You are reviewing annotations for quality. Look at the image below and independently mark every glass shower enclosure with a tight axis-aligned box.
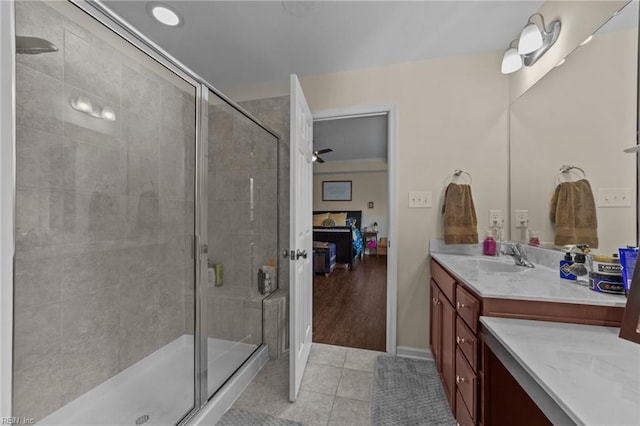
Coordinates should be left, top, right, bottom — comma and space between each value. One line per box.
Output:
10, 0, 279, 424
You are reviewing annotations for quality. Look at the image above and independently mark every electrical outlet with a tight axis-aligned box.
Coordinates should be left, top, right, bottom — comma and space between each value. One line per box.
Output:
408, 191, 432, 208
515, 210, 528, 228
489, 210, 503, 227
598, 188, 633, 207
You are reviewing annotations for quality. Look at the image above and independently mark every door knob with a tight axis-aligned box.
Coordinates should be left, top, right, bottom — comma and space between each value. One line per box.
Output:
296, 249, 308, 259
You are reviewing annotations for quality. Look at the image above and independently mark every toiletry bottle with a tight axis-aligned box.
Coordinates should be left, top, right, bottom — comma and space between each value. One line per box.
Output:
483, 232, 496, 256
560, 252, 577, 280
572, 253, 589, 285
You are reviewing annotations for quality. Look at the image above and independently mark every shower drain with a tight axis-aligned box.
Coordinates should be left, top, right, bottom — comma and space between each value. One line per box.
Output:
135, 414, 150, 425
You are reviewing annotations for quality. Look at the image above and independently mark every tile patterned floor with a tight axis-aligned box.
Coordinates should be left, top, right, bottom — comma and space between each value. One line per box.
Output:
232, 343, 383, 426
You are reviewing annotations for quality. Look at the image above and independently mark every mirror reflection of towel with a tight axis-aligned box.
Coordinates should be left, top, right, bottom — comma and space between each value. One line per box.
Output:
442, 183, 478, 244
550, 179, 598, 248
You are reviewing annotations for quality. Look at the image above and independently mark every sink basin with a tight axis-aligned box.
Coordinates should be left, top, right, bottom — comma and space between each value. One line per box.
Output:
475, 258, 528, 273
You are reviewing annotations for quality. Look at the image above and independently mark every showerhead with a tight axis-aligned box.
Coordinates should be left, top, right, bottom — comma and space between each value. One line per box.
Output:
16, 36, 58, 55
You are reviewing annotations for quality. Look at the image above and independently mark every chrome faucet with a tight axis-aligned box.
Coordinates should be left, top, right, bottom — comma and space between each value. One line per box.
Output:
501, 241, 535, 268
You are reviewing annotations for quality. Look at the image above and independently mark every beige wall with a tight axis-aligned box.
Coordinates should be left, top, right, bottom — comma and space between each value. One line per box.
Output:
227, 52, 511, 349
313, 165, 389, 239
510, 28, 637, 255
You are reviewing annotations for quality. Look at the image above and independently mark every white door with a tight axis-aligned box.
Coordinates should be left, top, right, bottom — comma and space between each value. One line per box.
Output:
289, 74, 313, 402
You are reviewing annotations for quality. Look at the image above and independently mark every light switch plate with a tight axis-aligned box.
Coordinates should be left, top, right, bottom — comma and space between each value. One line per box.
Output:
408, 191, 432, 208
598, 188, 633, 207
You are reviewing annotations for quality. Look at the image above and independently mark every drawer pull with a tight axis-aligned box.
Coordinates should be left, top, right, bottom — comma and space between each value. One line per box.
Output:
456, 375, 467, 384
456, 336, 466, 344
456, 302, 466, 309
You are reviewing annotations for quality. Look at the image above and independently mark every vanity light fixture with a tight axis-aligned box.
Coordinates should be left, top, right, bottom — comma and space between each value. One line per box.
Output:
70, 96, 117, 121
147, 2, 183, 27
501, 13, 561, 74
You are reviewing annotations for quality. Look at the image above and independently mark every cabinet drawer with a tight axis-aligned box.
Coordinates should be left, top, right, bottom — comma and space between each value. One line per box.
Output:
456, 348, 478, 422
431, 259, 456, 304
456, 390, 475, 426
456, 286, 480, 333
456, 316, 478, 372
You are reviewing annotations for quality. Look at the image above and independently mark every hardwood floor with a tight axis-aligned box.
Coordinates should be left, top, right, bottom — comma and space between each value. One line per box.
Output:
312, 255, 387, 352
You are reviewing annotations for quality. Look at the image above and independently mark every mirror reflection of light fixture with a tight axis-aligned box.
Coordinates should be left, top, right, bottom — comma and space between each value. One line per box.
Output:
101, 106, 116, 121
580, 35, 593, 46
501, 13, 561, 73
501, 40, 523, 74
70, 96, 117, 121
312, 154, 318, 162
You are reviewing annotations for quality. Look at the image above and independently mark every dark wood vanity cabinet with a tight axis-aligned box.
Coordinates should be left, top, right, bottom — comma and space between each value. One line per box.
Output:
429, 257, 625, 426
429, 277, 456, 409
430, 260, 478, 420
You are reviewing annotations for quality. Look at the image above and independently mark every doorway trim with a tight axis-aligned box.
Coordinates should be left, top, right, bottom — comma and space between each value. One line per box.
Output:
312, 104, 398, 355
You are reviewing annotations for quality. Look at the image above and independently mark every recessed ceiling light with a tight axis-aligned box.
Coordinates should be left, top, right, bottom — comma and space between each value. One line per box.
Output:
555, 58, 566, 67
147, 2, 182, 27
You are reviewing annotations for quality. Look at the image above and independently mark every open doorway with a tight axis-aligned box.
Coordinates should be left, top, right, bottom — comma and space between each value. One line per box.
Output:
310, 108, 395, 352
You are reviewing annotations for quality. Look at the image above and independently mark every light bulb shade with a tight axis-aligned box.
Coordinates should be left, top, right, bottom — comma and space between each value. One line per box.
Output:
518, 23, 543, 54
501, 48, 522, 74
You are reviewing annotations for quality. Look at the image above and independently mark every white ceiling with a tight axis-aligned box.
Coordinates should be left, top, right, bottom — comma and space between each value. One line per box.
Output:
103, 0, 544, 90
102, 0, 546, 162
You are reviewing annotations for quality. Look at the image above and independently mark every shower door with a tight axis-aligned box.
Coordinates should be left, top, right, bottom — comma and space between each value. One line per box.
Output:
13, 1, 198, 424
205, 89, 278, 399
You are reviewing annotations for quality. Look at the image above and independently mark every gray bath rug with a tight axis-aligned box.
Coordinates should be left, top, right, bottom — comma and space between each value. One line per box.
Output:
372, 355, 456, 425
217, 408, 302, 426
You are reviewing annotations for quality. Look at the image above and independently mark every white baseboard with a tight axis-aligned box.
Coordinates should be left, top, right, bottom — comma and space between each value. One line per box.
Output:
188, 345, 269, 425
396, 346, 433, 361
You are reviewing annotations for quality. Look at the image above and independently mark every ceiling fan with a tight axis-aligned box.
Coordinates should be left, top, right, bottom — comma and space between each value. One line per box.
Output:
312, 148, 333, 163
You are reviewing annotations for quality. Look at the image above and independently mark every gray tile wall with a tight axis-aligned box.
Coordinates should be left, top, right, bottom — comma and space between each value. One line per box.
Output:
206, 96, 280, 345
14, 0, 196, 420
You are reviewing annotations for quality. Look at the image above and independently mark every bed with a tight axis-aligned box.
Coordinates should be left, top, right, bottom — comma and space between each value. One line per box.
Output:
312, 210, 364, 270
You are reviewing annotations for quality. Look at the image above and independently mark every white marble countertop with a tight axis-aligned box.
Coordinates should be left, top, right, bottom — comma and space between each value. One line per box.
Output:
430, 252, 627, 307
481, 317, 640, 426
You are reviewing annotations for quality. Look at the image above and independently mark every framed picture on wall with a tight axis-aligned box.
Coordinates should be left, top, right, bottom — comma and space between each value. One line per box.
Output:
322, 180, 352, 201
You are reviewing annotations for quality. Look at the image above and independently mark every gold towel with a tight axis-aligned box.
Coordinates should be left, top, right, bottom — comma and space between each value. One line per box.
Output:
550, 179, 598, 248
442, 183, 478, 244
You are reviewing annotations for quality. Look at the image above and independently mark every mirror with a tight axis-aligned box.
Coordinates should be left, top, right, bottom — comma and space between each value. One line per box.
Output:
510, 1, 639, 255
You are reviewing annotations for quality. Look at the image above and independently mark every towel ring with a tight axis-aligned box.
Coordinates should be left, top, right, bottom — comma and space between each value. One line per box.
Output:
452, 169, 472, 184
556, 165, 586, 184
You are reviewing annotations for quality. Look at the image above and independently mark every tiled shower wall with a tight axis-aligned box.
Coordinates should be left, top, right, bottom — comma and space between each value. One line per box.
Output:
13, 0, 195, 420
206, 97, 278, 345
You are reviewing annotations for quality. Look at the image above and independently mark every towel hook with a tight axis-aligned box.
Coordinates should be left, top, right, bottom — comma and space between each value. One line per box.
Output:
556, 165, 586, 184
452, 169, 472, 184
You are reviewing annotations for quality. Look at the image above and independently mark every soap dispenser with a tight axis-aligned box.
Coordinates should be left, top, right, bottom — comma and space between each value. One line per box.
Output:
560, 252, 577, 280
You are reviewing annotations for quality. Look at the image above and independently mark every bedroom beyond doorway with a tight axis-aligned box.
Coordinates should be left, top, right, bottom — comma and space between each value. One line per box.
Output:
310, 112, 390, 352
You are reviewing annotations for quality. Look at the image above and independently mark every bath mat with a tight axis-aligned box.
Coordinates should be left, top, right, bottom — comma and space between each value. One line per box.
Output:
217, 408, 302, 426
372, 355, 456, 425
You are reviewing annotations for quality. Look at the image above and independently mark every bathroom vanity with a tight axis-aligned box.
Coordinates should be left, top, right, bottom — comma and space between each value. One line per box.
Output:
429, 247, 637, 426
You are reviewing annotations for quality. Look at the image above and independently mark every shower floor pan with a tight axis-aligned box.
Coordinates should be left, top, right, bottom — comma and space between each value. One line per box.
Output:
39, 335, 257, 426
